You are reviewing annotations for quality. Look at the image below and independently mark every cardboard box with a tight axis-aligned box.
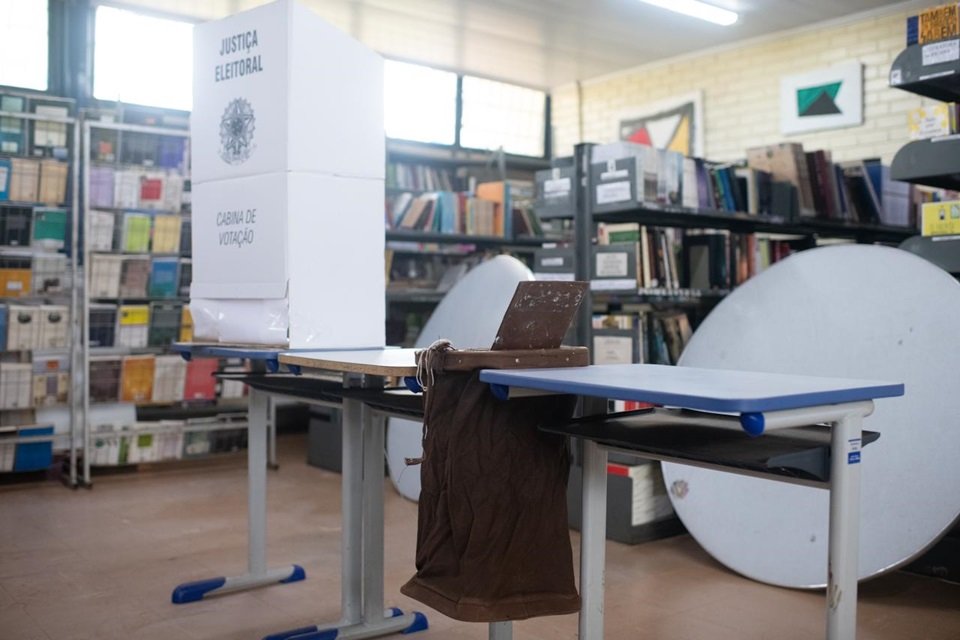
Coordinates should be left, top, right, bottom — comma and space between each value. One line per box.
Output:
191, 0, 384, 184
190, 171, 385, 347
190, 0, 385, 349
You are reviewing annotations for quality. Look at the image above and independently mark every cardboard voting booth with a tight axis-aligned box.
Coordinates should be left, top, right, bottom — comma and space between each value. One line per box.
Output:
190, 0, 385, 348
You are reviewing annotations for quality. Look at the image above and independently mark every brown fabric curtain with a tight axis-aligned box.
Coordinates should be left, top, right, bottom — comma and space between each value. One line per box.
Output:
400, 369, 581, 622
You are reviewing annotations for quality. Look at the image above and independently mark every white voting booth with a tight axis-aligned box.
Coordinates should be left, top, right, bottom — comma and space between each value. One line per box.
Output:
190, 0, 385, 348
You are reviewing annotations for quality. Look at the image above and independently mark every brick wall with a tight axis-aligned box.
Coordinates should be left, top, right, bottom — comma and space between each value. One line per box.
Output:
551, 5, 937, 164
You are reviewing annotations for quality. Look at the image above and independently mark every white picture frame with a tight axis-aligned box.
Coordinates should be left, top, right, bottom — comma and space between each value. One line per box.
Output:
780, 61, 863, 135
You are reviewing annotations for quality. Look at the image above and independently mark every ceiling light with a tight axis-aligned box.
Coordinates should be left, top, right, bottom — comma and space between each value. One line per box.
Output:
637, 0, 739, 26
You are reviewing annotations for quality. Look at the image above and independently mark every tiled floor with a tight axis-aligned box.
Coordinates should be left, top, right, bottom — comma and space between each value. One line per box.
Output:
1, 433, 958, 640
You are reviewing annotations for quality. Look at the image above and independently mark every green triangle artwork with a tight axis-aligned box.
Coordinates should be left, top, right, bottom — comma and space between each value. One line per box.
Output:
797, 81, 843, 117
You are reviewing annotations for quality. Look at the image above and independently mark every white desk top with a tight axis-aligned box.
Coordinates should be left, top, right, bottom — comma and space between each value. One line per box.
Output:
279, 349, 419, 377
480, 364, 903, 414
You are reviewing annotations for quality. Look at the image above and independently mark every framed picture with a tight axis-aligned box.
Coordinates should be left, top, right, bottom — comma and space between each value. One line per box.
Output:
618, 91, 704, 157
780, 61, 863, 135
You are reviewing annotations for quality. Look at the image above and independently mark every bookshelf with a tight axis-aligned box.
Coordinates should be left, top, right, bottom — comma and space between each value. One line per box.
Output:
79, 119, 246, 486
889, 39, 960, 190
384, 140, 561, 346
545, 142, 918, 544
0, 92, 82, 484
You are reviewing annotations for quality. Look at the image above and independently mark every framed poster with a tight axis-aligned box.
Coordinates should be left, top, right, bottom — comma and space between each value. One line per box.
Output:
618, 91, 704, 157
780, 61, 863, 135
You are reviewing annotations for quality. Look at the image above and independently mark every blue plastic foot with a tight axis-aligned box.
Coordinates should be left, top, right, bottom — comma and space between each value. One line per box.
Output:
388, 607, 403, 618
280, 564, 306, 584
171, 576, 226, 604
401, 612, 429, 634
262, 625, 320, 640
403, 377, 422, 393
739, 412, 765, 437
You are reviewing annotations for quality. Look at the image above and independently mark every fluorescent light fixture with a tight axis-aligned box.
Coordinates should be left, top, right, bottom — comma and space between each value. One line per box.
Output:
638, 0, 739, 26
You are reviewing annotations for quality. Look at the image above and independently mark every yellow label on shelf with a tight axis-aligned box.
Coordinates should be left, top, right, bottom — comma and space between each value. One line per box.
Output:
119, 305, 151, 325
922, 200, 960, 236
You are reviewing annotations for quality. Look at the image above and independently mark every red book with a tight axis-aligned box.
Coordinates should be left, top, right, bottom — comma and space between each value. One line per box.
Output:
183, 358, 218, 400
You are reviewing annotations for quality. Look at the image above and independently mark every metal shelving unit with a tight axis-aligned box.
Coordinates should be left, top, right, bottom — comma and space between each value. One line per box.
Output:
80, 119, 195, 486
889, 38, 960, 190
0, 98, 82, 485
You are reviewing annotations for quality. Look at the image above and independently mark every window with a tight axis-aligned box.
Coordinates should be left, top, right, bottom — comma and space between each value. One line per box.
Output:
460, 76, 546, 157
93, 5, 193, 111
384, 60, 458, 146
0, 0, 48, 91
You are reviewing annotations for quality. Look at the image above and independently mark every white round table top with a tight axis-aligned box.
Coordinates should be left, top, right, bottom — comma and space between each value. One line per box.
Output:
664, 244, 960, 587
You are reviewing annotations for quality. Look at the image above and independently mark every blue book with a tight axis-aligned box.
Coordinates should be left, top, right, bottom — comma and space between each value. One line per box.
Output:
0, 157, 11, 201
148, 257, 180, 298
0, 304, 7, 350
440, 191, 457, 233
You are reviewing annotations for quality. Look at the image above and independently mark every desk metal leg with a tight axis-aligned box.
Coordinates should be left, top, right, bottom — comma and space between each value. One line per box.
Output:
268, 393, 279, 470
264, 396, 426, 640
826, 412, 862, 639
579, 438, 608, 640
489, 621, 512, 639
172, 388, 305, 603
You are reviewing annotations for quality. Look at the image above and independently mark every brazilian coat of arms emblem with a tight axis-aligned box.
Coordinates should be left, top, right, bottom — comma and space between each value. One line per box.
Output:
219, 98, 256, 165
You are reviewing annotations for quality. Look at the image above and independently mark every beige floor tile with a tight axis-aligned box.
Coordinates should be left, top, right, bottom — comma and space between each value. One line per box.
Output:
0, 432, 957, 640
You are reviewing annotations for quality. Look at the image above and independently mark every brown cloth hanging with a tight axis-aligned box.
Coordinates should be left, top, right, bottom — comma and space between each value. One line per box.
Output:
400, 367, 581, 623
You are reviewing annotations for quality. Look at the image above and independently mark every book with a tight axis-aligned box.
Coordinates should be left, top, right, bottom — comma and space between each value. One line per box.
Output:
918, 2, 960, 44
9, 158, 40, 203
179, 306, 193, 342
152, 355, 187, 403
32, 103, 69, 149
31, 253, 68, 294
177, 258, 192, 297
0, 157, 11, 201
117, 304, 150, 349
89, 303, 117, 348
0, 95, 25, 154
0, 255, 32, 298
89, 167, 115, 208
89, 254, 123, 298
31, 208, 67, 249
38, 305, 69, 349
147, 301, 182, 347
151, 215, 182, 253
0, 363, 32, 409
89, 356, 122, 403
89, 210, 116, 252
119, 256, 150, 298
5, 305, 40, 350
38, 160, 68, 205
32, 354, 70, 407
0, 204, 32, 245
139, 172, 166, 210
148, 257, 179, 298
120, 355, 155, 403
0, 303, 6, 350
747, 143, 816, 216
122, 213, 152, 252
184, 358, 218, 401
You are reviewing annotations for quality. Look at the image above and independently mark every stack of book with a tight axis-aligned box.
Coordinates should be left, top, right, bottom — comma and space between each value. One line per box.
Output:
0, 304, 69, 350
906, 2, 959, 46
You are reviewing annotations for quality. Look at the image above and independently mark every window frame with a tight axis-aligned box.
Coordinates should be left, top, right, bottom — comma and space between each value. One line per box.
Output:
385, 56, 551, 160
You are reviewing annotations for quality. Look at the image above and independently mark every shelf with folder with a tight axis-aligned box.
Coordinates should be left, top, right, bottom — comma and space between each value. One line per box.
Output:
888, 38, 960, 102
889, 135, 960, 190
385, 289, 447, 304
593, 204, 916, 243
592, 288, 732, 301
386, 229, 547, 249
